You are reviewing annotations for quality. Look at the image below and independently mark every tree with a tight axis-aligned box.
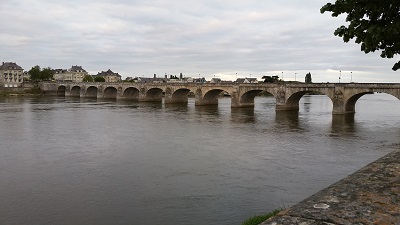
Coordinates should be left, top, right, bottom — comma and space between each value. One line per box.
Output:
28, 65, 41, 81
262, 75, 279, 83
41, 67, 54, 81
28, 65, 54, 81
321, 1, 400, 71
305, 72, 312, 83
83, 75, 94, 82
94, 76, 105, 82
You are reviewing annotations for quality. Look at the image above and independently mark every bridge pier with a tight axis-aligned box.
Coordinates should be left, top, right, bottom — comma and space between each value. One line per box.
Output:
274, 88, 300, 111
194, 87, 220, 106
195, 96, 218, 106
231, 90, 256, 108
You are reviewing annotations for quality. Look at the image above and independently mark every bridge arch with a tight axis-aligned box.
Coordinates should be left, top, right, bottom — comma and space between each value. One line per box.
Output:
70, 86, 81, 97
123, 87, 139, 99
344, 90, 399, 114
238, 90, 273, 107
287, 91, 333, 111
165, 88, 191, 103
86, 86, 98, 98
57, 85, 66, 96
196, 88, 231, 106
145, 88, 163, 102
103, 87, 118, 99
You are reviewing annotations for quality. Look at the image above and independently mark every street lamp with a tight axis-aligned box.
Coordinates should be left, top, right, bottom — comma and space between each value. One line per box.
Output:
282, 71, 283, 80
339, 70, 341, 83
351, 72, 353, 83
295, 73, 297, 81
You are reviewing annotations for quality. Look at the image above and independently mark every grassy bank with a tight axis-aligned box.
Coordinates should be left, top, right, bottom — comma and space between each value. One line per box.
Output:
241, 209, 281, 225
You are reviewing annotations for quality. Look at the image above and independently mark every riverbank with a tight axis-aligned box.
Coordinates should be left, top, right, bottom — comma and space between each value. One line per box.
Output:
0, 85, 43, 96
261, 149, 400, 224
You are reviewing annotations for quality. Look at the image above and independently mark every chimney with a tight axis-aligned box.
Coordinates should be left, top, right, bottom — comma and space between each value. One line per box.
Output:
154, 74, 156, 78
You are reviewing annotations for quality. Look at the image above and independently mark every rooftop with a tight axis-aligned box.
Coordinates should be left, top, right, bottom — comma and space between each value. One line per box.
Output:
0, 62, 23, 70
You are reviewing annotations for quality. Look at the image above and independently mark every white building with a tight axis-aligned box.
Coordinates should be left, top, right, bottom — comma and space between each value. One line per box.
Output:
236, 78, 258, 83
0, 62, 24, 87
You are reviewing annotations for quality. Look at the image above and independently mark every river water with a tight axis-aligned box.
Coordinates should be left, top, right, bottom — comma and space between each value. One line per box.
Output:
0, 94, 399, 225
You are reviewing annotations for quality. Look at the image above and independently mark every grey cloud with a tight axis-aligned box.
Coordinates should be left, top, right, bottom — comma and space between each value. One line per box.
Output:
0, 0, 398, 82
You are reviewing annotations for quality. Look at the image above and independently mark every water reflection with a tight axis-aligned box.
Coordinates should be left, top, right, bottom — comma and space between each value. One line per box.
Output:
230, 108, 255, 124
275, 111, 300, 131
0, 95, 399, 225
195, 105, 220, 116
164, 103, 190, 113
331, 114, 356, 134
136, 101, 163, 110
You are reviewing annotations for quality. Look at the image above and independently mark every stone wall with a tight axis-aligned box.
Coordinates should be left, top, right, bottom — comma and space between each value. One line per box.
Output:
261, 150, 400, 224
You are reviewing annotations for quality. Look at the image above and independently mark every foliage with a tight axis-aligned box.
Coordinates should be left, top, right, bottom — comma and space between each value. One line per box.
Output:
262, 75, 279, 83
28, 65, 41, 81
169, 75, 179, 79
241, 209, 281, 225
94, 76, 105, 82
321, 1, 400, 71
41, 68, 53, 80
305, 72, 312, 83
28, 65, 54, 81
83, 75, 94, 82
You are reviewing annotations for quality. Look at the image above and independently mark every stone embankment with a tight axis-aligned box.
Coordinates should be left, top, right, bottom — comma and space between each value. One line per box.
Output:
261, 150, 400, 225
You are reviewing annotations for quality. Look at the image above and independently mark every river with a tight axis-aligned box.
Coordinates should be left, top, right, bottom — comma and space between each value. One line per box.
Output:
0, 94, 399, 225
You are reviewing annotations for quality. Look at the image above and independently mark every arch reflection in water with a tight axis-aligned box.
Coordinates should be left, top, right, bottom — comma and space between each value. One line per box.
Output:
164, 102, 190, 113
231, 107, 255, 124
195, 104, 220, 116
274, 111, 301, 131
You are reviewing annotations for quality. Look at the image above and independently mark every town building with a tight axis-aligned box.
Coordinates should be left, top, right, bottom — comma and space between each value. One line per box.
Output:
53, 66, 88, 82
236, 77, 258, 83
52, 69, 68, 82
192, 77, 206, 83
95, 69, 122, 82
210, 78, 222, 83
0, 62, 24, 87
23, 71, 30, 81
136, 77, 166, 83
67, 65, 88, 82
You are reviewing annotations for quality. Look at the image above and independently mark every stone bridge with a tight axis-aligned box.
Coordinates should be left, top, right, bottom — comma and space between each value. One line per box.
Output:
39, 82, 400, 114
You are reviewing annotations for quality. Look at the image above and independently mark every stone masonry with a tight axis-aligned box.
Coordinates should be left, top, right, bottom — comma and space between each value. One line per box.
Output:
261, 150, 400, 225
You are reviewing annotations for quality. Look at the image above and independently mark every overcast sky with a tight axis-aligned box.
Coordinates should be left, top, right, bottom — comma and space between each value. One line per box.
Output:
1, 0, 398, 82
